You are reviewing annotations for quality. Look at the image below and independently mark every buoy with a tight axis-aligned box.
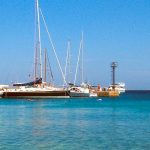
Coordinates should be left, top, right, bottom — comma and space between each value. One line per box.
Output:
97, 98, 102, 101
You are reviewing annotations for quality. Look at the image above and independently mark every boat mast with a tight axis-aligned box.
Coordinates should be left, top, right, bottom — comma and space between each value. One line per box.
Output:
44, 49, 47, 82
81, 31, 83, 83
68, 41, 71, 83
34, 0, 37, 80
34, 46, 38, 80
36, 0, 42, 79
64, 40, 71, 84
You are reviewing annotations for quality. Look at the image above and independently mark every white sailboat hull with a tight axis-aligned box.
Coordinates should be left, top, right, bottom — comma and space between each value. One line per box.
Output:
69, 92, 89, 97
69, 86, 90, 98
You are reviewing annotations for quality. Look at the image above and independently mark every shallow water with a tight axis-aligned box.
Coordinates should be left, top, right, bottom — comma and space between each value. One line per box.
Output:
0, 91, 150, 150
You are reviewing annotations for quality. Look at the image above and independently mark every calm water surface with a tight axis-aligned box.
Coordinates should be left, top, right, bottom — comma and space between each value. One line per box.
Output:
0, 91, 150, 150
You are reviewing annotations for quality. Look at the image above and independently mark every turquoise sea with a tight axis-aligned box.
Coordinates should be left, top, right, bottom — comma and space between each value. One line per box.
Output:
0, 91, 150, 150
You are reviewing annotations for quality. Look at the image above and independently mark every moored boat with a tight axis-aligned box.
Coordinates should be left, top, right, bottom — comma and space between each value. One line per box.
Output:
97, 90, 119, 97
108, 82, 125, 93
2, 87, 70, 99
89, 92, 97, 97
1, 0, 71, 99
69, 85, 89, 97
2, 81, 70, 99
68, 33, 90, 98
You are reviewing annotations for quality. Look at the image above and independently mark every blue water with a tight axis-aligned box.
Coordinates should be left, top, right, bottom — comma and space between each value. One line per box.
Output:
0, 91, 150, 150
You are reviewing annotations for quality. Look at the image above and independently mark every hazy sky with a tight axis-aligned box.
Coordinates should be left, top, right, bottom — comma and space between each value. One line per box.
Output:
0, 0, 150, 89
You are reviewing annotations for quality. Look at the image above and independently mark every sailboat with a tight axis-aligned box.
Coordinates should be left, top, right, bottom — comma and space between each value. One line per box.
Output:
68, 32, 90, 97
2, 0, 70, 99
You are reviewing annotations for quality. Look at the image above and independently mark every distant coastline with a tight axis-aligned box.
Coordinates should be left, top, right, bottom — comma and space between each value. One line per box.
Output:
125, 90, 150, 95
126, 90, 150, 92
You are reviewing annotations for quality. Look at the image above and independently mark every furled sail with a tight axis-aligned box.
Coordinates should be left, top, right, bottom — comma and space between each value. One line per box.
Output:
13, 78, 42, 86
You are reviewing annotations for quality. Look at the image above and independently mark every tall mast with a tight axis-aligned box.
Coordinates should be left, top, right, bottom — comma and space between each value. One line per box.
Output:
81, 31, 83, 83
68, 41, 71, 83
34, 46, 38, 80
36, 0, 42, 79
64, 40, 71, 85
34, 0, 37, 80
44, 49, 47, 82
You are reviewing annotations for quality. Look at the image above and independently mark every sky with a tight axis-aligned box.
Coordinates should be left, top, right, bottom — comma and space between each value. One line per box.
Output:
0, 0, 150, 89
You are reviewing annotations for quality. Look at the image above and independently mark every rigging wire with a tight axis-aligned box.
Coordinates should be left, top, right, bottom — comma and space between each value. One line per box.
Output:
74, 38, 82, 85
39, 8, 67, 85
46, 50, 54, 84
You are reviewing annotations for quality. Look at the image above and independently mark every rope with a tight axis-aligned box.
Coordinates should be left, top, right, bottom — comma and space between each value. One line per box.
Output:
39, 8, 67, 86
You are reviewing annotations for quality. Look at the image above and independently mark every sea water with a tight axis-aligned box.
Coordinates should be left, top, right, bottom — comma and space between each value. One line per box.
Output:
0, 91, 150, 150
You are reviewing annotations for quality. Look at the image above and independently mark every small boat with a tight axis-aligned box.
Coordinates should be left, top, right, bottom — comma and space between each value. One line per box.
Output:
89, 92, 97, 97
69, 83, 90, 98
97, 90, 120, 97
108, 82, 125, 93
67, 33, 90, 98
